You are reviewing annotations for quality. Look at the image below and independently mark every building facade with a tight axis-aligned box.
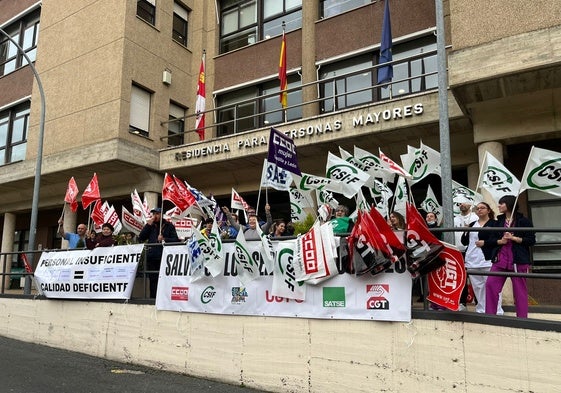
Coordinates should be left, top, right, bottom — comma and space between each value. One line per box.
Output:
1, 0, 561, 300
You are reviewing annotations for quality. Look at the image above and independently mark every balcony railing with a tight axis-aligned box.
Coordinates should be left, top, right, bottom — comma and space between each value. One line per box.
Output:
160, 48, 439, 143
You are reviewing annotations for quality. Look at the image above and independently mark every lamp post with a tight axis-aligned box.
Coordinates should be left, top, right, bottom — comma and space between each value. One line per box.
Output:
434, 0, 454, 244
0, 27, 46, 294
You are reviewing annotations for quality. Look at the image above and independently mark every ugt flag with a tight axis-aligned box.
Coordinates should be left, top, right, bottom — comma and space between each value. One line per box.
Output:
64, 177, 79, 213
268, 127, 301, 175
81, 173, 100, 209
519, 146, 561, 198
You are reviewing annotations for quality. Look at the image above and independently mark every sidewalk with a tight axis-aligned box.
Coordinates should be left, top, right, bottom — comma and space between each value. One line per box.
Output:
0, 335, 270, 393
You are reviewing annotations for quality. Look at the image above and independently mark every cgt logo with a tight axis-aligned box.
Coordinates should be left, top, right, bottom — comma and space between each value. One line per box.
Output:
367, 297, 389, 310
171, 286, 189, 301
200, 286, 216, 304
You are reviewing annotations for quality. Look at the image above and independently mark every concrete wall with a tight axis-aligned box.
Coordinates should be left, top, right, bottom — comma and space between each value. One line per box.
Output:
1, 298, 559, 392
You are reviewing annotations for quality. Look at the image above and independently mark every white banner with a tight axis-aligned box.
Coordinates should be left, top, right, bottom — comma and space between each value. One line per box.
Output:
34, 245, 143, 299
155, 241, 412, 322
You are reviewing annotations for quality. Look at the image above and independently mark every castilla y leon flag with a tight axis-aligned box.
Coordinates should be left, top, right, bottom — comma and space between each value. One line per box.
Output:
195, 53, 206, 141
81, 173, 100, 209
64, 177, 79, 212
279, 29, 288, 108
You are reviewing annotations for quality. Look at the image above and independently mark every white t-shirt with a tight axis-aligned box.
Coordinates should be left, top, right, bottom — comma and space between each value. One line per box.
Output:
463, 221, 492, 269
454, 212, 478, 251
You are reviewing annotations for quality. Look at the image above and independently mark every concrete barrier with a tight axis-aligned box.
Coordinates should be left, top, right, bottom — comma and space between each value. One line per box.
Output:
1, 298, 559, 392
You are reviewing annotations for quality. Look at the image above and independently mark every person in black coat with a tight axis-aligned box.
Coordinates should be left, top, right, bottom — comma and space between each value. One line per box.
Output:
138, 208, 179, 298
485, 195, 535, 318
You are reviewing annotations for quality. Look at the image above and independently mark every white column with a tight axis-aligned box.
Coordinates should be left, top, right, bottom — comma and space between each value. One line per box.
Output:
60, 206, 77, 249
144, 191, 159, 212
1, 213, 16, 289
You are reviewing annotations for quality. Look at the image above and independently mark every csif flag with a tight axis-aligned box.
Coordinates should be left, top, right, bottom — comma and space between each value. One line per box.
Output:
195, 52, 206, 140
476, 151, 520, 200
81, 173, 101, 209
64, 177, 79, 213
519, 146, 561, 198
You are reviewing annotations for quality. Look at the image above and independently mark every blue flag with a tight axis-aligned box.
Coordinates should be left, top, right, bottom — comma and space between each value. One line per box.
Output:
377, 0, 393, 84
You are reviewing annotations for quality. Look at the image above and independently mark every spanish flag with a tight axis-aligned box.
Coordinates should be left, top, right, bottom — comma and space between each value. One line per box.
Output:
278, 30, 287, 108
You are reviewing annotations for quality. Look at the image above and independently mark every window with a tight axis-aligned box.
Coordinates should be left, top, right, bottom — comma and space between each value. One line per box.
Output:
319, 35, 438, 111
129, 85, 151, 137
137, 0, 156, 25
168, 103, 186, 146
172, 2, 189, 46
219, 0, 302, 54
0, 102, 29, 166
0, 9, 40, 77
381, 35, 437, 99
320, 54, 375, 112
320, 0, 372, 18
216, 77, 302, 137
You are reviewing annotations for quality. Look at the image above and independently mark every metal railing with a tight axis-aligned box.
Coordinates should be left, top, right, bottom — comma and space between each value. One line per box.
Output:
160, 48, 439, 143
3, 227, 561, 331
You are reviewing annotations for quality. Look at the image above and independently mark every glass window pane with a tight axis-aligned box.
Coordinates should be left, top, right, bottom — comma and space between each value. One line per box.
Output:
346, 73, 372, 106
237, 102, 256, 132
286, 0, 302, 11
11, 143, 26, 162
239, 2, 256, 28
8, 36, 19, 57
222, 9, 238, 35
0, 121, 8, 147
264, 0, 283, 18
217, 107, 235, 137
0, 149, 5, 165
12, 117, 26, 142
263, 10, 301, 38
23, 26, 35, 50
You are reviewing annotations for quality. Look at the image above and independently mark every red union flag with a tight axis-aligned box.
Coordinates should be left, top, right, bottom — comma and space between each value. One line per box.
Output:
162, 173, 196, 212
231, 188, 250, 211
379, 149, 412, 179
427, 244, 466, 311
90, 199, 105, 226
195, 53, 206, 141
81, 173, 100, 209
64, 177, 79, 212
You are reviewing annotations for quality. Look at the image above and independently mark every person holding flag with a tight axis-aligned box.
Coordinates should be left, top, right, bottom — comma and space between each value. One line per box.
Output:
485, 195, 535, 318
57, 220, 88, 249
222, 204, 272, 241
138, 207, 180, 298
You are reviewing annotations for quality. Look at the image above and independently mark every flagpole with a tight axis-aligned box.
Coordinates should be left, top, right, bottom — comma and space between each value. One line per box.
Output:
474, 151, 489, 195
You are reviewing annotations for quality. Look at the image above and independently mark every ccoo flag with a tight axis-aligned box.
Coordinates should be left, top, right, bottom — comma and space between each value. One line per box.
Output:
377, 0, 393, 84
519, 146, 561, 197
268, 127, 301, 175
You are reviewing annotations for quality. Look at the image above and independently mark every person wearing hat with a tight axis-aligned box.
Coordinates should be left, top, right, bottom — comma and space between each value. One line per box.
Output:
138, 207, 179, 298
86, 222, 116, 249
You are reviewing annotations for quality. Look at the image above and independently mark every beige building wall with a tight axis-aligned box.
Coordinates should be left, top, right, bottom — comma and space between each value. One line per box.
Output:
1, 298, 560, 392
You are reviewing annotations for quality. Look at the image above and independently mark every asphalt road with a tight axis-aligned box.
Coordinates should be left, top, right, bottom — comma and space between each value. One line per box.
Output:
0, 335, 269, 393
